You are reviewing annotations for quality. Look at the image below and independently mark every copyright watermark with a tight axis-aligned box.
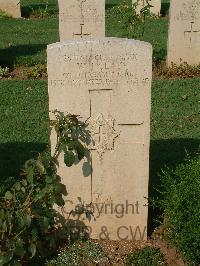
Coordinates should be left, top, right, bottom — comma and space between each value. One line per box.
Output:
63, 200, 140, 218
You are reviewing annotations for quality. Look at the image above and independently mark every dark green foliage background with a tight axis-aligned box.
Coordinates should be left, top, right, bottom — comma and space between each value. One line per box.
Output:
158, 156, 200, 263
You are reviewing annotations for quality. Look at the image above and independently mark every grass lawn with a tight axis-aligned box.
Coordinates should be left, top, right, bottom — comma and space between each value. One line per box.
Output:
0, 0, 169, 68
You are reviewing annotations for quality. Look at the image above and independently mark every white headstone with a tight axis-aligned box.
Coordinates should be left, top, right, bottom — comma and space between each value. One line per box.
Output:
58, 0, 105, 41
0, 0, 21, 18
47, 38, 152, 241
167, 0, 200, 66
132, 0, 161, 16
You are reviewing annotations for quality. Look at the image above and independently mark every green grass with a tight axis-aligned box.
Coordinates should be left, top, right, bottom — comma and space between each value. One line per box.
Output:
150, 78, 200, 185
0, 0, 169, 67
0, 80, 49, 189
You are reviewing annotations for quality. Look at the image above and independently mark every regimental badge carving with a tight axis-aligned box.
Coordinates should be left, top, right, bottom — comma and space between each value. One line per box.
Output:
86, 114, 119, 158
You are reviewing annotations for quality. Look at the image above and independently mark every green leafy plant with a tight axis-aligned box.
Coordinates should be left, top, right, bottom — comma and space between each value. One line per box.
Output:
156, 155, 200, 264
46, 241, 106, 266
0, 66, 9, 79
0, 10, 10, 18
126, 247, 166, 266
0, 111, 87, 265
28, 0, 53, 19
27, 63, 47, 79
111, 0, 153, 38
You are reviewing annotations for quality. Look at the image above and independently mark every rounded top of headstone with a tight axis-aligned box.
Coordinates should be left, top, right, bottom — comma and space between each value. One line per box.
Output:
47, 37, 152, 50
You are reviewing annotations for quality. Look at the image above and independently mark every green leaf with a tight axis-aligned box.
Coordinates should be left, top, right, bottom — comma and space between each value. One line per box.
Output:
35, 160, 45, 174
26, 167, 34, 184
17, 215, 25, 228
31, 228, 38, 241
5, 191, 13, 200
75, 142, 85, 160
10, 261, 22, 266
0, 255, 5, 265
29, 243, 36, 258
55, 195, 65, 207
0, 209, 5, 219
4, 251, 13, 263
14, 238, 24, 257
43, 217, 50, 229
24, 215, 32, 227
14, 181, 21, 191
45, 175, 53, 184
55, 183, 67, 195
2, 221, 7, 232
21, 179, 27, 187
64, 151, 75, 167
67, 140, 76, 150
14, 244, 25, 257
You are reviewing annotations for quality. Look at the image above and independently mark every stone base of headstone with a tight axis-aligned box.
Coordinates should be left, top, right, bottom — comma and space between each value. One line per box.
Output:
47, 38, 152, 241
0, 0, 21, 18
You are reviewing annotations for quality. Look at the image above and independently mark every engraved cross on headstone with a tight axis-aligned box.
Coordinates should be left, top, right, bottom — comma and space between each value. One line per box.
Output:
74, 24, 91, 39
87, 89, 144, 159
184, 21, 200, 46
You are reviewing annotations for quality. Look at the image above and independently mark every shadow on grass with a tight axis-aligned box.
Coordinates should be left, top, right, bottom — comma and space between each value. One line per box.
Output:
105, 3, 117, 10
148, 138, 200, 235
160, 2, 170, 17
0, 142, 48, 195
21, 4, 58, 18
0, 44, 47, 68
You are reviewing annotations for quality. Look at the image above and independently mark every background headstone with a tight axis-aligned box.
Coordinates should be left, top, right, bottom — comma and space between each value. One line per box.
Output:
132, 0, 161, 16
58, 0, 105, 41
167, 0, 200, 66
47, 38, 152, 240
0, 0, 21, 18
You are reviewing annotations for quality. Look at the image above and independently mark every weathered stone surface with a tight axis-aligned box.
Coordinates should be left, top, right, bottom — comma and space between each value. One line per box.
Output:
132, 0, 161, 16
47, 38, 152, 240
58, 0, 105, 41
167, 0, 200, 66
0, 0, 21, 18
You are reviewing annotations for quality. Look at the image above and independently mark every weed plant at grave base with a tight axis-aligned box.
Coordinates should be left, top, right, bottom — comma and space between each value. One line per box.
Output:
46, 241, 106, 265
21, 0, 59, 18
0, 66, 9, 79
0, 10, 10, 18
153, 62, 200, 80
107, 0, 154, 39
27, 63, 47, 79
126, 247, 166, 266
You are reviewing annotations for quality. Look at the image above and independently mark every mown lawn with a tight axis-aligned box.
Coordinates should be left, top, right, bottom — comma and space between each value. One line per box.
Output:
0, 0, 169, 67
